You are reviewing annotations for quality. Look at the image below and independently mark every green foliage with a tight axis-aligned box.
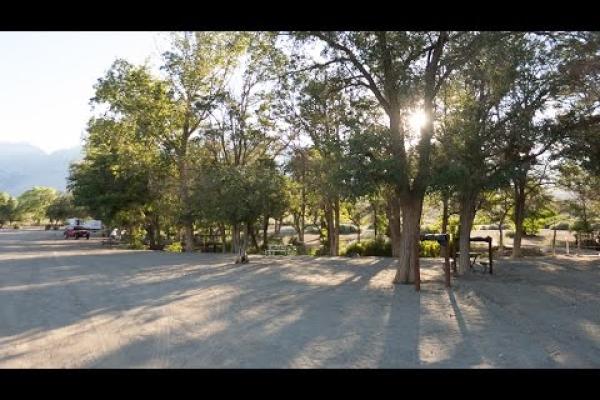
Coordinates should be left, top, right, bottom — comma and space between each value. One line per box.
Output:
343, 238, 441, 258
0, 193, 20, 226
193, 160, 286, 229
63, 31, 599, 262
520, 185, 559, 235
571, 219, 593, 233
552, 222, 570, 230
17, 186, 58, 224
165, 242, 183, 253
557, 162, 600, 233
338, 224, 359, 234
45, 193, 78, 225
420, 241, 441, 258
128, 227, 147, 250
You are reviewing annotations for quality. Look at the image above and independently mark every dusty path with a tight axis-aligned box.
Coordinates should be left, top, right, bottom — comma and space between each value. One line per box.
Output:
0, 229, 598, 368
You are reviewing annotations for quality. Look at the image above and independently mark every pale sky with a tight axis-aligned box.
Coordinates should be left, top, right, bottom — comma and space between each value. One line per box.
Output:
0, 32, 170, 153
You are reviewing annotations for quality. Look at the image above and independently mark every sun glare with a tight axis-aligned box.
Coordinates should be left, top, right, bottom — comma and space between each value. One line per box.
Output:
408, 109, 427, 133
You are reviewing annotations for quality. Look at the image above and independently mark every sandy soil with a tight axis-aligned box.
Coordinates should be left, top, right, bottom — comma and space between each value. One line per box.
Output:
0, 229, 598, 368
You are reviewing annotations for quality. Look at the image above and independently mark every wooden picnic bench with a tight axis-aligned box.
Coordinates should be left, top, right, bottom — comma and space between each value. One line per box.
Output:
453, 251, 490, 273
101, 237, 121, 246
264, 244, 294, 256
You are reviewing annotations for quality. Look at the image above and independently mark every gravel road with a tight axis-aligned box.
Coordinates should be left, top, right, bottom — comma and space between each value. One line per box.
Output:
1, 229, 598, 368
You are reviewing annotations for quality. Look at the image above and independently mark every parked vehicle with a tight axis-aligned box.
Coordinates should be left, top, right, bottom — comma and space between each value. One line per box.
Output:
64, 225, 90, 240
65, 218, 103, 231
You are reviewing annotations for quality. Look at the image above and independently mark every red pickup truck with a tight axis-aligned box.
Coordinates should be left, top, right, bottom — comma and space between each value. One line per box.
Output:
64, 226, 90, 240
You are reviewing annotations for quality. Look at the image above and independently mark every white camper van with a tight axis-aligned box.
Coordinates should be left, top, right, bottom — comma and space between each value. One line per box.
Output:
83, 220, 102, 230
66, 218, 102, 231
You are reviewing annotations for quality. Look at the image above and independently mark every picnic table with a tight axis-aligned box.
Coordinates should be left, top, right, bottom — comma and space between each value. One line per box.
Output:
454, 251, 489, 272
264, 244, 295, 256
101, 237, 121, 246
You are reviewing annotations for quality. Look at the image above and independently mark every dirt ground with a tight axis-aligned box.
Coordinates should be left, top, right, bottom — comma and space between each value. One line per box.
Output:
0, 229, 598, 368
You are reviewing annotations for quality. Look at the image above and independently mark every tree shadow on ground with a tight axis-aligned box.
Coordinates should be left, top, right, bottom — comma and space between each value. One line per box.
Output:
1, 244, 598, 368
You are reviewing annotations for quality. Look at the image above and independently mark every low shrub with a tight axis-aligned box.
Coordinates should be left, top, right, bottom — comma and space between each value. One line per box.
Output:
127, 228, 147, 250
13, 224, 20, 229
304, 225, 321, 234
420, 241, 441, 257
420, 225, 439, 234
343, 238, 441, 258
547, 222, 570, 230
343, 238, 391, 257
246, 246, 261, 255
306, 246, 319, 256
165, 242, 183, 252
339, 224, 359, 234
288, 238, 308, 255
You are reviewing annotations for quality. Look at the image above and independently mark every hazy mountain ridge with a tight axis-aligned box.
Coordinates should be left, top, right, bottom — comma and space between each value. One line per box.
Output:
0, 142, 83, 196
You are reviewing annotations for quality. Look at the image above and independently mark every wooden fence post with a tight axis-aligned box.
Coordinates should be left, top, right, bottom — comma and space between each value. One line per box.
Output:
488, 237, 493, 275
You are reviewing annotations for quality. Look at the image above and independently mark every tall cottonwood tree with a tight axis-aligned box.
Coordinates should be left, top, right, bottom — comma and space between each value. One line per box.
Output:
198, 32, 289, 261
161, 31, 248, 251
294, 31, 487, 286
497, 34, 562, 258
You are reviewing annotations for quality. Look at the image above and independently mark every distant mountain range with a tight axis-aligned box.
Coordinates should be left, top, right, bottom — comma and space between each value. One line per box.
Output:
0, 142, 83, 196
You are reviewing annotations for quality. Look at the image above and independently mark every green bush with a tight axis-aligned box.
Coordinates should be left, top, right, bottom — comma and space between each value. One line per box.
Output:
306, 246, 319, 256
288, 237, 308, 255
420, 225, 440, 234
420, 241, 441, 257
165, 242, 183, 252
343, 238, 440, 258
339, 224, 359, 234
314, 245, 330, 256
571, 219, 593, 233
246, 246, 260, 255
343, 238, 391, 257
128, 228, 147, 250
304, 225, 321, 234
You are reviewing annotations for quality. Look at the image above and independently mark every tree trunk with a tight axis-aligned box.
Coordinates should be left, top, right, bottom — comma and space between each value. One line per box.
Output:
441, 192, 450, 258
262, 216, 269, 248
249, 221, 259, 250
177, 155, 194, 252
393, 195, 423, 284
147, 222, 156, 248
457, 192, 478, 275
274, 218, 281, 235
325, 205, 335, 256
333, 196, 340, 256
512, 180, 526, 258
552, 227, 557, 256
300, 186, 306, 243
232, 223, 239, 255
357, 226, 361, 243
498, 224, 504, 252
372, 201, 378, 239
220, 223, 226, 254
235, 222, 249, 264
387, 194, 402, 257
